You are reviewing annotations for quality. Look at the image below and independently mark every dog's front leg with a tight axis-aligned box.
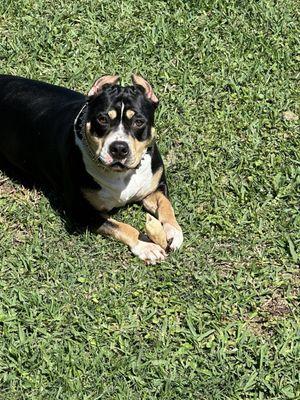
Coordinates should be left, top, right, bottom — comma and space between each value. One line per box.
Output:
97, 217, 166, 264
142, 191, 183, 251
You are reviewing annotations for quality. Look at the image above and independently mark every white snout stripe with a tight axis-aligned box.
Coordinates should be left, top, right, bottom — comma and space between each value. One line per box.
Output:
99, 101, 130, 162
120, 101, 125, 119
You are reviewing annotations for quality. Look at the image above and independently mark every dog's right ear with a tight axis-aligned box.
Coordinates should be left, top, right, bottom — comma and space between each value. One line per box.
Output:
88, 75, 120, 99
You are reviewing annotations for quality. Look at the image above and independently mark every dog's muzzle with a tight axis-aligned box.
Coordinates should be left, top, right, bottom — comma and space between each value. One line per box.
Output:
109, 141, 129, 160
99, 140, 132, 171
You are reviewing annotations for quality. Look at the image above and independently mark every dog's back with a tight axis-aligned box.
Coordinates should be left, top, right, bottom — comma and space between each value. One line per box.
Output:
0, 75, 85, 183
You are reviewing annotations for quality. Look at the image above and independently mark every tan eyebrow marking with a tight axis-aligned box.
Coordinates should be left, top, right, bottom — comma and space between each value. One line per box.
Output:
108, 109, 117, 119
126, 109, 135, 119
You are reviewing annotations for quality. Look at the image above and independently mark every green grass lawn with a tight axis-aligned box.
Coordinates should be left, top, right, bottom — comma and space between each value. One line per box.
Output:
0, 0, 299, 398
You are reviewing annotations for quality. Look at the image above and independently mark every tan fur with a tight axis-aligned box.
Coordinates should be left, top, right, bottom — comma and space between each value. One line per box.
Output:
145, 213, 167, 249
128, 128, 155, 168
85, 122, 104, 156
108, 109, 117, 119
132, 74, 158, 103
88, 75, 119, 98
143, 190, 180, 229
97, 218, 140, 248
82, 189, 107, 212
126, 109, 135, 119
149, 167, 163, 195
142, 193, 157, 214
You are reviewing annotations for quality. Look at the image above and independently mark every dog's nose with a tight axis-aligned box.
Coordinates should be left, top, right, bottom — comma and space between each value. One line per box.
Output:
109, 141, 129, 159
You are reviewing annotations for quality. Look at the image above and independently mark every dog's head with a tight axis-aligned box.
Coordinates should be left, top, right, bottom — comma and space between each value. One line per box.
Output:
84, 74, 158, 172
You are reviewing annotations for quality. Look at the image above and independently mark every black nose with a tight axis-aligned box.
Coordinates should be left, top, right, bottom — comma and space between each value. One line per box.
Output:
109, 141, 129, 159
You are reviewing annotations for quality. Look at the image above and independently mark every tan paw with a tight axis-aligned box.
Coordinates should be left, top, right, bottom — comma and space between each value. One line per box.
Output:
131, 240, 167, 264
163, 223, 183, 251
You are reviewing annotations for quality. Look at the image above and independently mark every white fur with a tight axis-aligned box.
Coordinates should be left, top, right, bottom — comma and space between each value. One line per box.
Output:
120, 101, 125, 119
163, 223, 183, 250
89, 153, 153, 211
99, 123, 129, 165
131, 240, 166, 264
75, 134, 153, 211
98, 103, 132, 165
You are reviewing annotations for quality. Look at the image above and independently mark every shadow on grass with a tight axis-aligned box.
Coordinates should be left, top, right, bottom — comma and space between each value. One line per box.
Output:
0, 157, 123, 236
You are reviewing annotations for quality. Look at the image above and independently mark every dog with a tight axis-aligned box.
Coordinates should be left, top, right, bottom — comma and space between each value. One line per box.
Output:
0, 74, 183, 263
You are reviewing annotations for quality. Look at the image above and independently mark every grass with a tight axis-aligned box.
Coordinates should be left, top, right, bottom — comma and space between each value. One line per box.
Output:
0, 0, 299, 398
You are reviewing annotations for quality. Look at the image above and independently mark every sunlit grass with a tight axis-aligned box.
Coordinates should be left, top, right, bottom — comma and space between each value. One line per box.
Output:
0, 0, 299, 398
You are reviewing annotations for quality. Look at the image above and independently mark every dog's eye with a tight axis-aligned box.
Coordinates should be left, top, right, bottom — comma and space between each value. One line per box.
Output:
98, 116, 108, 125
133, 119, 145, 128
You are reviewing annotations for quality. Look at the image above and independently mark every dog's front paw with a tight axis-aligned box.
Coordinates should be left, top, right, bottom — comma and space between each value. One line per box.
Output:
131, 240, 166, 264
163, 223, 183, 251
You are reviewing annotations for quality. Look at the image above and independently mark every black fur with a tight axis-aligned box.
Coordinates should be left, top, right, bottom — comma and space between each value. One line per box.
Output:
0, 75, 167, 226
87, 84, 156, 142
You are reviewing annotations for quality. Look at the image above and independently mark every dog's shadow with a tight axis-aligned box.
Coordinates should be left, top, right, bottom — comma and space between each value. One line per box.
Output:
0, 159, 123, 236
0, 159, 74, 234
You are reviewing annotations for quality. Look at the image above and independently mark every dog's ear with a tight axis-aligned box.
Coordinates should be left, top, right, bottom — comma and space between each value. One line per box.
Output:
131, 74, 158, 104
88, 75, 120, 99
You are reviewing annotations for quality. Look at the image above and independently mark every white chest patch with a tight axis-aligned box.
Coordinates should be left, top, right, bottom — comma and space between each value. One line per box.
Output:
95, 154, 154, 210
76, 136, 157, 211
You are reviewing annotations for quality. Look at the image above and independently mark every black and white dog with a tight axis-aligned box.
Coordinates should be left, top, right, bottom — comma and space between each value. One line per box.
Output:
0, 74, 183, 263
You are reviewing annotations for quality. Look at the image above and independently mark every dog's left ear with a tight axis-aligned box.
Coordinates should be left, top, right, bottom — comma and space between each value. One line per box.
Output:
88, 75, 120, 99
132, 74, 158, 105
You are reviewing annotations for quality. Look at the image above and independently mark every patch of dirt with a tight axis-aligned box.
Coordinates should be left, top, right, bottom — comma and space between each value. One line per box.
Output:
282, 111, 299, 121
261, 292, 292, 317
247, 289, 298, 338
165, 148, 177, 168
247, 317, 273, 338
214, 260, 239, 277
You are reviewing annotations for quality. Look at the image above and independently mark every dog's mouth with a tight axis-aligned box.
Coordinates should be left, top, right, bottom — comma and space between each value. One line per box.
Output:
98, 151, 145, 172
98, 154, 129, 171
110, 161, 129, 171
